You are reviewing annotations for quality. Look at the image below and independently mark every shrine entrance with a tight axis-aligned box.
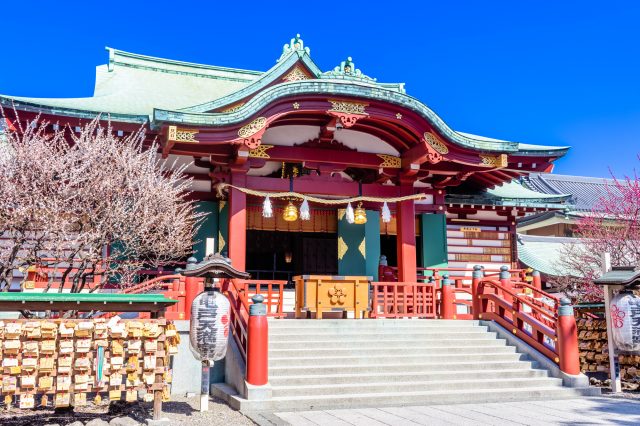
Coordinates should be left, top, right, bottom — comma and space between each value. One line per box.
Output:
246, 230, 338, 282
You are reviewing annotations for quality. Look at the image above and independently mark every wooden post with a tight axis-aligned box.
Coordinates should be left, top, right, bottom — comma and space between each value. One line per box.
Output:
532, 270, 542, 291
153, 309, 165, 420
183, 257, 199, 321
602, 251, 622, 393
440, 274, 455, 319
246, 295, 268, 386
499, 266, 513, 304
472, 265, 483, 320
556, 298, 581, 375
396, 199, 417, 283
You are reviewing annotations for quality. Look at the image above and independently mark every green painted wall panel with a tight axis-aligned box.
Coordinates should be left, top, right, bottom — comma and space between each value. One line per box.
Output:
420, 213, 448, 270
338, 210, 380, 278
218, 201, 229, 255
192, 201, 219, 261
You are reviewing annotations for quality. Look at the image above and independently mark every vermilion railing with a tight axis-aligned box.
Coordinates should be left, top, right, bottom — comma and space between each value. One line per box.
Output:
370, 282, 437, 318
220, 279, 250, 361
235, 279, 287, 318
475, 275, 579, 372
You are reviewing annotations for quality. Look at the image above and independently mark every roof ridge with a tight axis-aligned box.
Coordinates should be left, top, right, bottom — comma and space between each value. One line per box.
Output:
106, 47, 263, 77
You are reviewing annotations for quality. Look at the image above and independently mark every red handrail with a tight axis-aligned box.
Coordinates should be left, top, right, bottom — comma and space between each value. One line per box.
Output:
370, 282, 437, 319
476, 278, 563, 367
220, 279, 250, 361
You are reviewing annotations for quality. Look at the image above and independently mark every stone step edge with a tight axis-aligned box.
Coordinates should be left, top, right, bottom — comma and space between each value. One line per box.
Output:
269, 360, 534, 371
269, 368, 550, 380
271, 377, 563, 391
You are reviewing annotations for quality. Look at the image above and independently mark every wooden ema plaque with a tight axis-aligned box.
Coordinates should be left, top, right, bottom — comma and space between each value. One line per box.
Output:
294, 275, 370, 319
0, 318, 180, 410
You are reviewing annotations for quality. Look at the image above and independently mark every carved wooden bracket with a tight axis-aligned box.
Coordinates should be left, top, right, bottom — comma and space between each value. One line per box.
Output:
237, 117, 268, 149
326, 99, 368, 129
425, 143, 443, 164
326, 110, 366, 128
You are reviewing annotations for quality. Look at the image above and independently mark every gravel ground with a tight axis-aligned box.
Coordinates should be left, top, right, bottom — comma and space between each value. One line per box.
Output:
0, 396, 254, 425
161, 395, 255, 425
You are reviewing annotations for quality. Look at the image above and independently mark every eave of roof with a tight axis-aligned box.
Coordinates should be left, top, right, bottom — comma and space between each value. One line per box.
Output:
447, 180, 570, 209
517, 234, 582, 276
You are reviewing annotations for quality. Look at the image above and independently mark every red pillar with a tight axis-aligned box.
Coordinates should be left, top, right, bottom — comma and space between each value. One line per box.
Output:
557, 298, 580, 375
440, 275, 455, 319
532, 270, 542, 291
246, 295, 269, 386
471, 265, 483, 320
396, 199, 417, 282
228, 174, 247, 272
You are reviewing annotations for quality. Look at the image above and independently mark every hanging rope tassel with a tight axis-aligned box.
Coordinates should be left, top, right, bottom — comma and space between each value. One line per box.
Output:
381, 201, 391, 223
300, 198, 311, 220
262, 195, 273, 218
345, 202, 355, 224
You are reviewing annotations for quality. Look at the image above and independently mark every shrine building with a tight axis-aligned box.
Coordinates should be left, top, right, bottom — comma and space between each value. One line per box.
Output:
0, 35, 570, 282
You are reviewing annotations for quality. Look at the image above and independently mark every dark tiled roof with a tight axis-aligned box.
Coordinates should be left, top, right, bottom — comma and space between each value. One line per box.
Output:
521, 173, 624, 212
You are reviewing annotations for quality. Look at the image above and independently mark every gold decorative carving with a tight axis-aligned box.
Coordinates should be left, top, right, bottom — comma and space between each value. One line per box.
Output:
328, 100, 368, 115
377, 154, 401, 169
238, 117, 267, 139
248, 145, 274, 159
358, 238, 366, 258
328, 285, 347, 305
222, 103, 245, 113
218, 231, 226, 252
167, 126, 198, 143
337, 209, 346, 221
423, 132, 448, 154
396, 113, 403, 119
480, 154, 508, 168
337, 237, 348, 260
283, 66, 310, 82
292, 102, 300, 110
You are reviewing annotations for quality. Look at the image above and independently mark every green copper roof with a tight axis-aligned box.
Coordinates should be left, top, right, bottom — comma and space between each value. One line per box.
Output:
0, 36, 569, 156
446, 180, 571, 208
517, 234, 581, 276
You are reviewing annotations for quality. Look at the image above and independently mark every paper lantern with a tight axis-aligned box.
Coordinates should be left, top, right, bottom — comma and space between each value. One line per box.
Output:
189, 290, 230, 362
610, 292, 640, 352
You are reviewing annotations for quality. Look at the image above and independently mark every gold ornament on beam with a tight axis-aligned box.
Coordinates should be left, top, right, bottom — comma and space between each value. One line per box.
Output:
377, 154, 401, 169
480, 154, 508, 168
423, 132, 449, 154
167, 126, 199, 143
248, 145, 274, 159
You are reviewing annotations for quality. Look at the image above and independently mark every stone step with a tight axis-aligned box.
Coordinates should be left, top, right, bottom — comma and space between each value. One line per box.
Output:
271, 377, 564, 397
267, 319, 481, 328
268, 360, 537, 377
269, 345, 516, 359
268, 337, 508, 349
216, 385, 597, 412
268, 352, 526, 367
268, 368, 550, 386
269, 330, 497, 342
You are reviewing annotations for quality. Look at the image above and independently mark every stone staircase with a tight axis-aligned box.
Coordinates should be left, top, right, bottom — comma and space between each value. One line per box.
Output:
215, 319, 598, 412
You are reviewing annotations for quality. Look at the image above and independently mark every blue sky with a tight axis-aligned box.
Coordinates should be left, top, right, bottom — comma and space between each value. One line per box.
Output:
1, 1, 639, 178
